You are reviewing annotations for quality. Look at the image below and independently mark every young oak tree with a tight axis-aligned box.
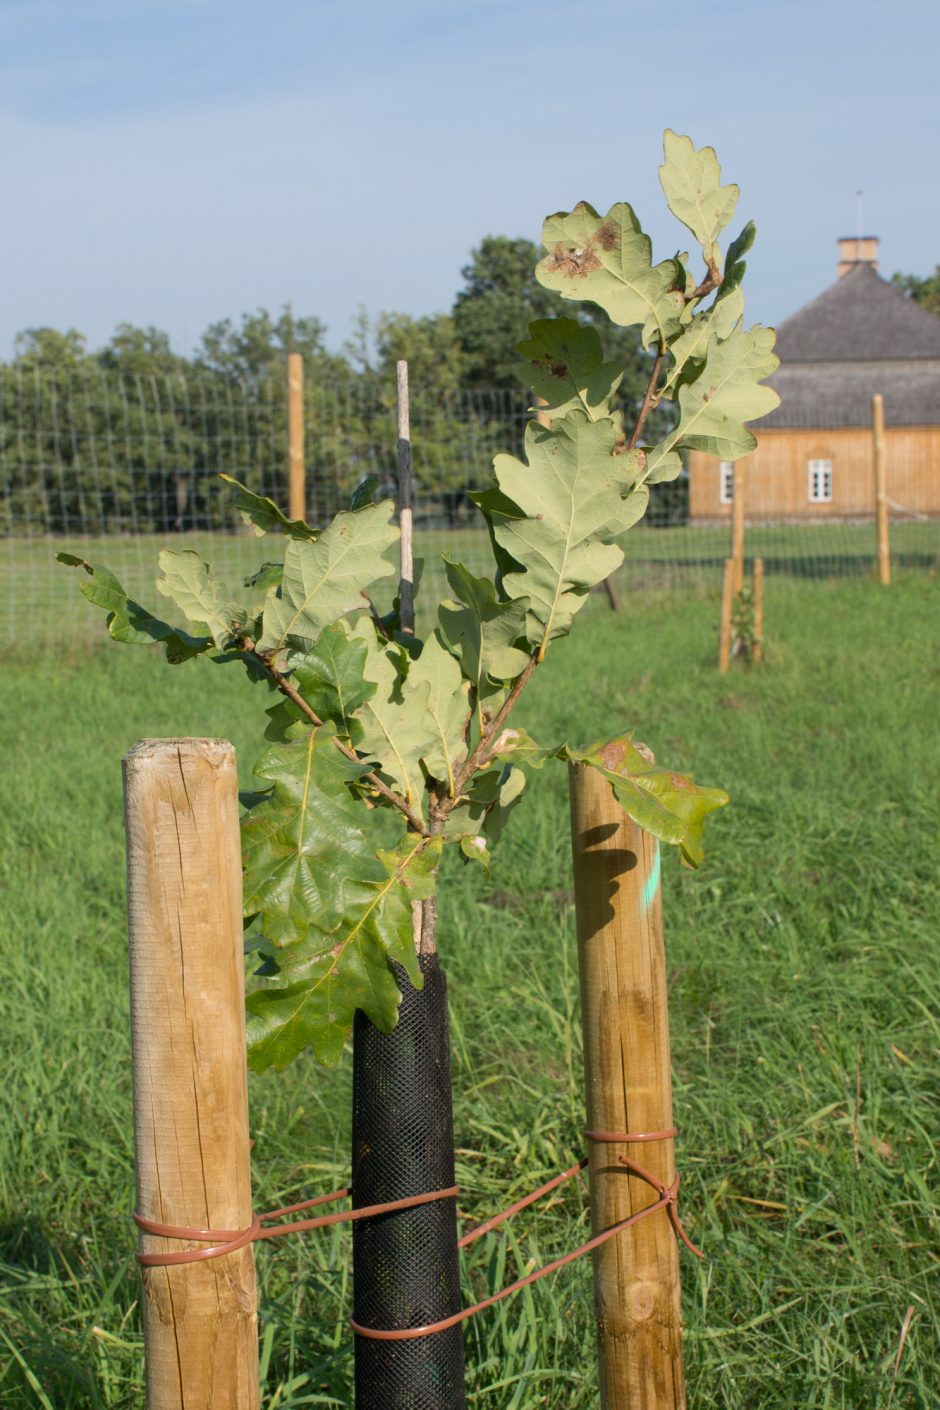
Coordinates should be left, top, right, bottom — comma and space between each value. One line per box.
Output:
61, 130, 779, 1074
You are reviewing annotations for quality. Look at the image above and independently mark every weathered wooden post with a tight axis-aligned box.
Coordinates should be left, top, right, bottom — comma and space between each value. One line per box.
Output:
718, 556, 734, 673
872, 393, 890, 586
123, 738, 259, 1410
287, 352, 306, 523
731, 462, 746, 593
569, 762, 686, 1410
753, 556, 765, 665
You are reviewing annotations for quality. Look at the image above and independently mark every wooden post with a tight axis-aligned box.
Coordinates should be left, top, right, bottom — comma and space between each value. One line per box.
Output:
873, 393, 890, 586
533, 393, 552, 429
569, 763, 686, 1410
123, 739, 259, 1410
731, 462, 746, 593
718, 556, 734, 673
752, 556, 764, 665
396, 360, 415, 634
287, 352, 305, 523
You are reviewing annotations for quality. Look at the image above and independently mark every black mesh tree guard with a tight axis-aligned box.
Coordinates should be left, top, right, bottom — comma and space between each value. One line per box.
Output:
352, 954, 467, 1410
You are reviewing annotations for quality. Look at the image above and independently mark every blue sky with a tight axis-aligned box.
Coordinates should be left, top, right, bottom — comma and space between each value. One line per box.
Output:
1, 0, 937, 358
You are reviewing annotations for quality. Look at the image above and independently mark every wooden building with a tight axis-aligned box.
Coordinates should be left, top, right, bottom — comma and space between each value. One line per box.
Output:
689, 238, 940, 521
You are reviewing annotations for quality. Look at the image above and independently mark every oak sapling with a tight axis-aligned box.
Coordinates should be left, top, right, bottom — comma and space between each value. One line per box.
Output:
61, 129, 778, 1072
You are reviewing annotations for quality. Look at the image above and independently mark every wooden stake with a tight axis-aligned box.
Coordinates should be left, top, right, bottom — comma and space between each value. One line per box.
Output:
396, 359, 415, 634
123, 739, 258, 1410
731, 462, 746, 593
752, 556, 764, 665
569, 763, 686, 1410
718, 556, 733, 673
287, 352, 305, 523
533, 393, 552, 429
873, 393, 890, 586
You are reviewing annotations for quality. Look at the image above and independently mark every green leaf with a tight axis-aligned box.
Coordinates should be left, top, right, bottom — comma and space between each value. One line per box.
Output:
57, 554, 210, 663
491, 414, 649, 655
221, 474, 319, 539
257, 501, 398, 653
438, 560, 530, 698
242, 729, 437, 1069
291, 622, 377, 737
407, 632, 471, 795
667, 324, 780, 462
536, 202, 683, 347
722, 221, 757, 295
515, 318, 623, 419
489, 725, 726, 866
659, 130, 739, 262
346, 620, 438, 811
349, 474, 381, 510
661, 286, 744, 399
156, 549, 247, 648
565, 735, 728, 867
644, 324, 780, 480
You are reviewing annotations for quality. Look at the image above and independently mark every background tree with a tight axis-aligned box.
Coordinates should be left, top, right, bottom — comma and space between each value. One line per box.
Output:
891, 266, 940, 318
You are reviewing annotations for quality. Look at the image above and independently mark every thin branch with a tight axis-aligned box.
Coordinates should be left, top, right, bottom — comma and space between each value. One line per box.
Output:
243, 645, 430, 837
440, 653, 538, 816
628, 345, 667, 450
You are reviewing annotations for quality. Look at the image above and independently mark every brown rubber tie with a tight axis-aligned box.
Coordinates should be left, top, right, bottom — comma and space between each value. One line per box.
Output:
351, 1126, 702, 1342
133, 1125, 702, 1340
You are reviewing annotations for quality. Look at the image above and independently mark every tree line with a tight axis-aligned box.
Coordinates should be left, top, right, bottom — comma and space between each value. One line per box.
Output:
3, 237, 933, 538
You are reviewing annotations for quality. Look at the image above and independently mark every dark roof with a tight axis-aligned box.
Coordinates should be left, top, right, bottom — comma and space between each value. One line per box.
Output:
774, 263, 940, 363
761, 359, 940, 429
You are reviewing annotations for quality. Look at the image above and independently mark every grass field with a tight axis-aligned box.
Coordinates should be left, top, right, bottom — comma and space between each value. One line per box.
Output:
2, 516, 938, 650
1, 575, 938, 1407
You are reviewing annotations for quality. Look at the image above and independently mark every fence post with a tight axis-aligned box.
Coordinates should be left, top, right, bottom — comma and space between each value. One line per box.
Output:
288, 352, 306, 522
731, 462, 746, 593
568, 763, 686, 1410
123, 738, 259, 1410
718, 556, 734, 673
872, 393, 890, 586
753, 556, 765, 665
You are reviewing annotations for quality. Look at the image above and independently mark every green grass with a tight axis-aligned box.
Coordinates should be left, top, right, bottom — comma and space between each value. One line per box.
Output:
1, 575, 938, 1407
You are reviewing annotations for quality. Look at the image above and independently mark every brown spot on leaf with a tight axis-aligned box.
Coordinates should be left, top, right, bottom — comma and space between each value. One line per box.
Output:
549, 359, 568, 379
595, 221, 618, 251
547, 240, 601, 278
599, 740, 628, 771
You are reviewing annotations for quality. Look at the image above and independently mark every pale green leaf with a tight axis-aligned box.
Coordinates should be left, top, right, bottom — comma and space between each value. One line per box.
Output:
257, 501, 398, 653
57, 554, 209, 663
646, 325, 780, 474
661, 286, 744, 398
536, 202, 683, 347
659, 130, 739, 261
516, 318, 623, 419
407, 632, 471, 795
221, 474, 319, 540
491, 413, 648, 654
347, 619, 438, 811
157, 549, 247, 648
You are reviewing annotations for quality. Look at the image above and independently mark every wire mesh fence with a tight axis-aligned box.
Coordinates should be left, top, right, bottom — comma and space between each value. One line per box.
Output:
2, 362, 938, 649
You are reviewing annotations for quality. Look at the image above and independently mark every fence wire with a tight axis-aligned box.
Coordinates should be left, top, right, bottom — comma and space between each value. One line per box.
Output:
1, 365, 937, 649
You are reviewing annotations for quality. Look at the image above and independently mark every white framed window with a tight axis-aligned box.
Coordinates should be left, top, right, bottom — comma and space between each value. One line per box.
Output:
808, 459, 833, 503
719, 461, 735, 504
